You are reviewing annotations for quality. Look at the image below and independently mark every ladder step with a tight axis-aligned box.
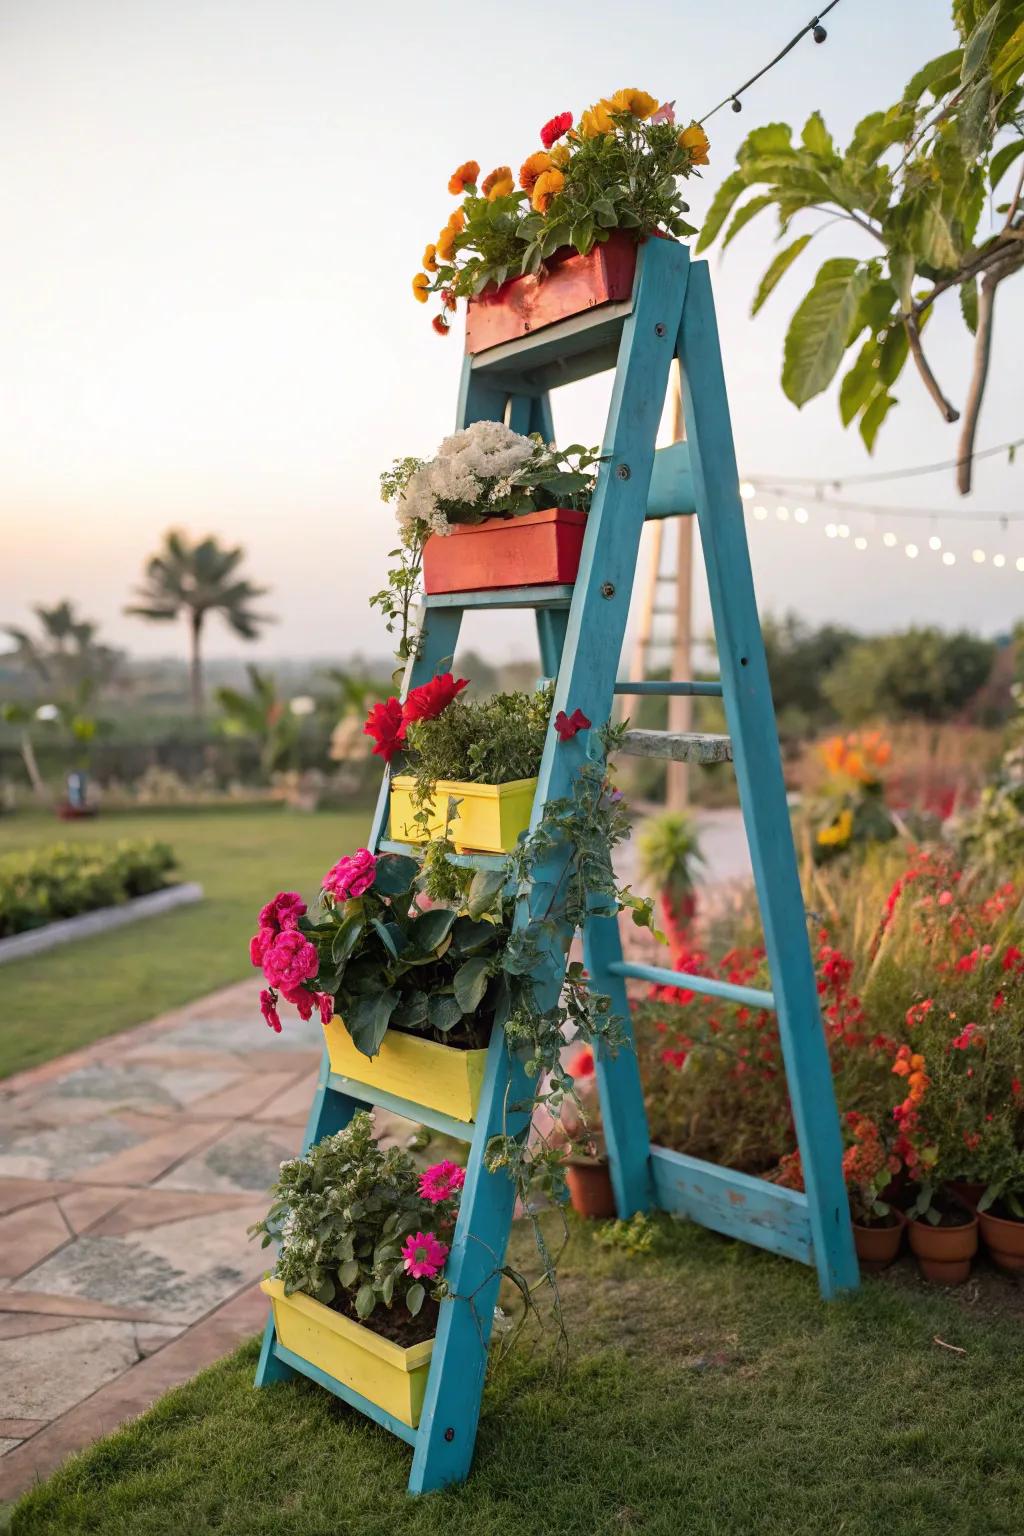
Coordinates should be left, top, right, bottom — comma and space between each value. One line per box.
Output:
607, 959, 775, 1012
423, 585, 573, 611
618, 729, 732, 764
645, 439, 696, 520
469, 298, 634, 391
272, 1341, 420, 1446
377, 838, 508, 873
326, 1072, 476, 1143
614, 680, 723, 697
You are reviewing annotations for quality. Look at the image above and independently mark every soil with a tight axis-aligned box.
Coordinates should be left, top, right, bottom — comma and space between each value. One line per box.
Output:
853, 1210, 901, 1230
325, 1289, 439, 1349
987, 1199, 1024, 1224
926, 1201, 976, 1229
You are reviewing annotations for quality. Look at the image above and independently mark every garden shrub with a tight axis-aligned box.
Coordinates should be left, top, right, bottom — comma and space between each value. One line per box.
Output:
0, 838, 177, 937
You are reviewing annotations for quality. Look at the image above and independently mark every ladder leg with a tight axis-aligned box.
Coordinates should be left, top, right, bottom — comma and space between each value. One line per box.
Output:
677, 263, 858, 1298
535, 607, 568, 680
583, 912, 654, 1215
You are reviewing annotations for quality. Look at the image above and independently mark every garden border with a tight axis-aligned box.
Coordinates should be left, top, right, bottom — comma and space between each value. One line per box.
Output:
0, 882, 204, 965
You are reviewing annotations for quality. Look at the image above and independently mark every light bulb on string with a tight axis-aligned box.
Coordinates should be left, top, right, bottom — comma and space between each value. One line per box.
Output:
794, 507, 808, 523
942, 551, 956, 566
740, 481, 755, 500
994, 553, 1006, 568
929, 535, 942, 551
776, 505, 790, 521
825, 523, 837, 538
973, 549, 986, 564
883, 532, 897, 548
753, 504, 768, 520
906, 543, 919, 559
837, 523, 850, 539
854, 536, 867, 550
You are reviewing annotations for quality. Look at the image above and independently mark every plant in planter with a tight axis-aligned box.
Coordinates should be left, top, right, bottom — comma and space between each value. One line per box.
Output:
542, 1045, 618, 1220
252, 1111, 463, 1427
412, 90, 707, 340
776, 1112, 906, 1273
637, 810, 703, 956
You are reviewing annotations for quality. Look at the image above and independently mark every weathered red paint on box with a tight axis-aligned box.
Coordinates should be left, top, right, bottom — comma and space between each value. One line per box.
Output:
465, 231, 640, 354
422, 508, 587, 594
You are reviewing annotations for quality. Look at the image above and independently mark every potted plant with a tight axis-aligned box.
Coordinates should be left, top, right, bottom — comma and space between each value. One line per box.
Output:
637, 811, 703, 956
411, 91, 707, 349
249, 849, 504, 1121
977, 1139, 1024, 1272
842, 1113, 906, 1272
364, 674, 552, 856
548, 1046, 617, 1219
253, 1111, 463, 1428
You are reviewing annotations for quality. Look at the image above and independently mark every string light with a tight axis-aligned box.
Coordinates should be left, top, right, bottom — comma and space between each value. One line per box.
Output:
973, 549, 987, 563
699, 1, 842, 123
994, 553, 1006, 568
753, 504, 768, 520
794, 506, 809, 523
740, 481, 755, 500
825, 523, 838, 538
883, 532, 897, 548
854, 536, 867, 550
929, 535, 942, 551
837, 523, 850, 538
747, 435, 1024, 491
776, 505, 790, 520
906, 543, 919, 559
943, 551, 956, 566
1017, 557, 1024, 572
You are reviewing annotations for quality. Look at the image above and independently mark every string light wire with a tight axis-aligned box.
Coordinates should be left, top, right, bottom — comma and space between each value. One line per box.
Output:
699, 1, 843, 123
750, 436, 1023, 490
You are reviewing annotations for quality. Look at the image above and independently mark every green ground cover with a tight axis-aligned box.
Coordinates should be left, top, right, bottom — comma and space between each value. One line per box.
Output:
7, 1217, 1024, 1536
0, 805, 368, 1080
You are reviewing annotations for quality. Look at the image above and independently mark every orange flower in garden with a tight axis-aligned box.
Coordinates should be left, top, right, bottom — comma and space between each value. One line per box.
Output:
519, 150, 553, 194
422, 243, 438, 272
436, 225, 457, 262
678, 123, 710, 165
481, 165, 515, 200
610, 87, 659, 119
448, 160, 480, 194
448, 208, 466, 233
549, 142, 571, 169
578, 99, 615, 138
819, 730, 891, 785
531, 167, 565, 213
412, 273, 430, 303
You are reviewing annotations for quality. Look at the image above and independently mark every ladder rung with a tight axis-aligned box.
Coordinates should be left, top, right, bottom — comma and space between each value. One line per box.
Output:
469, 298, 634, 392
377, 838, 508, 873
614, 680, 723, 697
608, 959, 775, 1012
423, 585, 573, 611
618, 729, 732, 764
326, 1072, 476, 1142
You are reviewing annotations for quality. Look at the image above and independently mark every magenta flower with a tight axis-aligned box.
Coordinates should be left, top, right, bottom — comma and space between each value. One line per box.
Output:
249, 929, 272, 968
323, 848, 377, 902
259, 989, 282, 1033
262, 929, 319, 992
401, 1231, 449, 1280
418, 1160, 466, 1204
315, 991, 334, 1025
258, 891, 307, 934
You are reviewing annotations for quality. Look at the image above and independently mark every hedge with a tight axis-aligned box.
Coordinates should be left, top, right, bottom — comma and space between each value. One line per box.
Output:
0, 839, 177, 938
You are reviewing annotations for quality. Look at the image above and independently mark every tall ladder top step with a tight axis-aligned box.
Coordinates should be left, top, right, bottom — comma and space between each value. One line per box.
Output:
618, 729, 732, 764
608, 958, 776, 1013
469, 298, 634, 391
614, 680, 724, 697
423, 585, 573, 611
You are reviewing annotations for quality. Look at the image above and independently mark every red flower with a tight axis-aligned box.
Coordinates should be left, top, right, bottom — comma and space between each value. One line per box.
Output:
431, 315, 450, 336
403, 673, 469, 723
553, 707, 591, 741
259, 989, 282, 1033
363, 696, 407, 761
540, 111, 573, 148
569, 1046, 595, 1077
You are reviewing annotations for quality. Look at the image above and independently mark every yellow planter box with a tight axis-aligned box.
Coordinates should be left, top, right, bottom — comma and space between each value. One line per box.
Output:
389, 774, 537, 854
261, 1277, 433, 1428
323, 1017, 488, 1123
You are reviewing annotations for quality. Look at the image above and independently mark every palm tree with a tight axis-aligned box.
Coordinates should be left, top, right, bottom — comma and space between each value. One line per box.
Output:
125, 531, 269, 716
5, 600, 120, 700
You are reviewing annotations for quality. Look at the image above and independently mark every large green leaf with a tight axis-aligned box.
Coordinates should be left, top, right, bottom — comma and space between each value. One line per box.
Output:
860, 391, 898, 452
331, 911, 366, 966
990, 136, 1024, 189
453, 956, 492, 1014
466, 867, 506, 919
345, 988, 399, 1057
801, 111, 834, 159
751, 235, 812, 315
372, 853, 419, 897
915, 195, 962, 271
722, 194, 775, 249
960, 275, 979, 333
449, 915, 500, 956
695, 169, 749, 252
407, 907, 457, 955
962, 3, 1003, 80
427, 992, 464, 1034
991, 20, 1024, 88
904, 48, 964, 101
782, 259, 870, 406
839, 339, 880, 426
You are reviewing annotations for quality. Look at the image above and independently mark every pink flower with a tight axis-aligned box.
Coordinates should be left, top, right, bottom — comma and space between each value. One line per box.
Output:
651, 100, 676, 124
282, 985, 315, 1021
554, 707, 591, 741
249, 928, 272, 968
937, 890, 953, 907
418, 1161, 466, 1203
258, 891, 306, 934
259, 989, 282, 1033
401, 1231, 449, 1280
262, 929, 319, 992
315, 991, 334, 1025
323, 848, 377, 901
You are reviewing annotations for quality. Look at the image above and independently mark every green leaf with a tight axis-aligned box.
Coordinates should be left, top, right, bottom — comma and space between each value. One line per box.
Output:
991, 20, 1024, 89
889, 250, 915, 312
839, 339, 880, 426
331, 912, 365, 966
962, 4, 1002, 80
466, 867, 506, 919
960, 275, 979, 333
407, 907, 456, 954
750, 234, 812, 315
722, 194, 775, 249
570, 217, 595, 255
339, 1258, 360, 1288
917, 196, 962, 271
454, 955, 491, 1013
592, 199, 617, 227
904, 48, 963, 101
859, 391, 898, 452
406, 1282, 425, 1317
742, 123, 794, 158
695, 169, 749, 252
877, 323, 909, 387
990, 137, 1024, 190
782, 259, 869, 407
355, 1283, 376, 1319
390, 990, 428, 1030
801, 111, 834, 159
372, 853, 419, 897
449, 915, 500, 956
345, 988, 399, 1057
370, 917, 404, 961
427, 992, 464, 1034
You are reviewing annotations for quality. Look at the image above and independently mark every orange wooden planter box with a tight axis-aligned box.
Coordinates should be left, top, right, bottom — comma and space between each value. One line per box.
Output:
422, 508, 587, 594
465, 230, 640, 354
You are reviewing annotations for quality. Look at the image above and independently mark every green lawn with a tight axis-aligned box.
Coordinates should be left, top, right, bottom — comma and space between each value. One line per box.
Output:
0, 805, 368, 1080
8, 1217, 1024, 1536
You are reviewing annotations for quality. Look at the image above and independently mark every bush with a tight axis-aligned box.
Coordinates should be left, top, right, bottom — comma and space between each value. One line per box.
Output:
0, 838, 177, 937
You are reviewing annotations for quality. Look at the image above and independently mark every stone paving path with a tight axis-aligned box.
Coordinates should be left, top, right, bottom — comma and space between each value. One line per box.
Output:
0, 981, 324, 1502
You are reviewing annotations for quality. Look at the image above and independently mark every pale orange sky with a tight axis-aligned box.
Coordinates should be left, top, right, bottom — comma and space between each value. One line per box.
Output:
2, 0, 1022, 671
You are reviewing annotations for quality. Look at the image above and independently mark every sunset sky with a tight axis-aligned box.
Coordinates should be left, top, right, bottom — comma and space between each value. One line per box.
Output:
2, 0, 1022, 671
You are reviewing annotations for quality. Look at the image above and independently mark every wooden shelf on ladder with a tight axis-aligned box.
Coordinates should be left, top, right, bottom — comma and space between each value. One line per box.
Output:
254, 234, 859, 1497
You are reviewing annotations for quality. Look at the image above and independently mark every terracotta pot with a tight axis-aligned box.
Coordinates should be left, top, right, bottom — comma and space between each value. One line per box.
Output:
422, 508, 586, 595
565, 1158, 617, 1220
979, 1207, 1024, 1272
852, 1209, 906, 1273
908, 1212, 978, 1284
948, 1179, 986, 1210
465, 231, 641, 353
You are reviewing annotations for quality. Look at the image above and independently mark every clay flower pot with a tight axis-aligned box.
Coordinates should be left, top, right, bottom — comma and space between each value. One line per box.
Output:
852, 1209, 907, 1273
979, 1207, 1024, 1273
565, 1157, 617, 1220
908, 1210, 979, 1285
947, 1179, 986, 1210
422, 508, 587, 595
465, 231, 640, 354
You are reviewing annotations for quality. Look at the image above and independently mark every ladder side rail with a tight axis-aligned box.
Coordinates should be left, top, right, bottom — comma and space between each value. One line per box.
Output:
676, 260, 858, 1298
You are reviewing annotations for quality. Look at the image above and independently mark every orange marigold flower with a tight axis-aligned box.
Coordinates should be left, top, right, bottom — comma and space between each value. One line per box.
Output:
481, 165, 515, 200
431, 315, 450, 336
422, 243, 438, 273
610, 88, 658, 119
678, 122, 710, 165
447, 208, 466, 233
412, 273, 430, 303
436, 225, 457, 262
519, 150, 553, 194
447, 160, 480, 195
549, 142, 570, 169
531, 167, 565, 214
578, 100, 615, 138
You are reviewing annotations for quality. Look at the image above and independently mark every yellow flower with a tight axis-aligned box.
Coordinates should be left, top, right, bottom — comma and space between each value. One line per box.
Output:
422, 243, 438, 272
578, 100, 615, 138
447, 159, 480, 195
519, 150, 553, 194
816, 808, 853, 848
436, 225, 457, 262
549, 143, 570, 169
531, 167, 565, 214
481, 165, 515, 200
412, 273, 430, 303
610, 88, 658, 119
678, 123, 710, 166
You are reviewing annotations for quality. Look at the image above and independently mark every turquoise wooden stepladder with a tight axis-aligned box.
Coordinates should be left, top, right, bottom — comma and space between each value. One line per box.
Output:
255, 235, 859, 1492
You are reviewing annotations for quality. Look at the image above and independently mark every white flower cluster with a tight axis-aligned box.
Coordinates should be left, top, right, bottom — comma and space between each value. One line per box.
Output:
396, 420, 538, 539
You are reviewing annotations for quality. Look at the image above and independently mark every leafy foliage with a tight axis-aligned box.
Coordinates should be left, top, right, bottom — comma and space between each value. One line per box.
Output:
822, 628, 994, 724
0, 839, 176, 938
215, 665, 300, 778
405, 684, 553, 794
698, 3, 1024, 489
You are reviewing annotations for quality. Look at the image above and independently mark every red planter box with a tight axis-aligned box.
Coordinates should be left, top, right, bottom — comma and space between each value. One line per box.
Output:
422, 508, 587, 594
465, 230, 640, 354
